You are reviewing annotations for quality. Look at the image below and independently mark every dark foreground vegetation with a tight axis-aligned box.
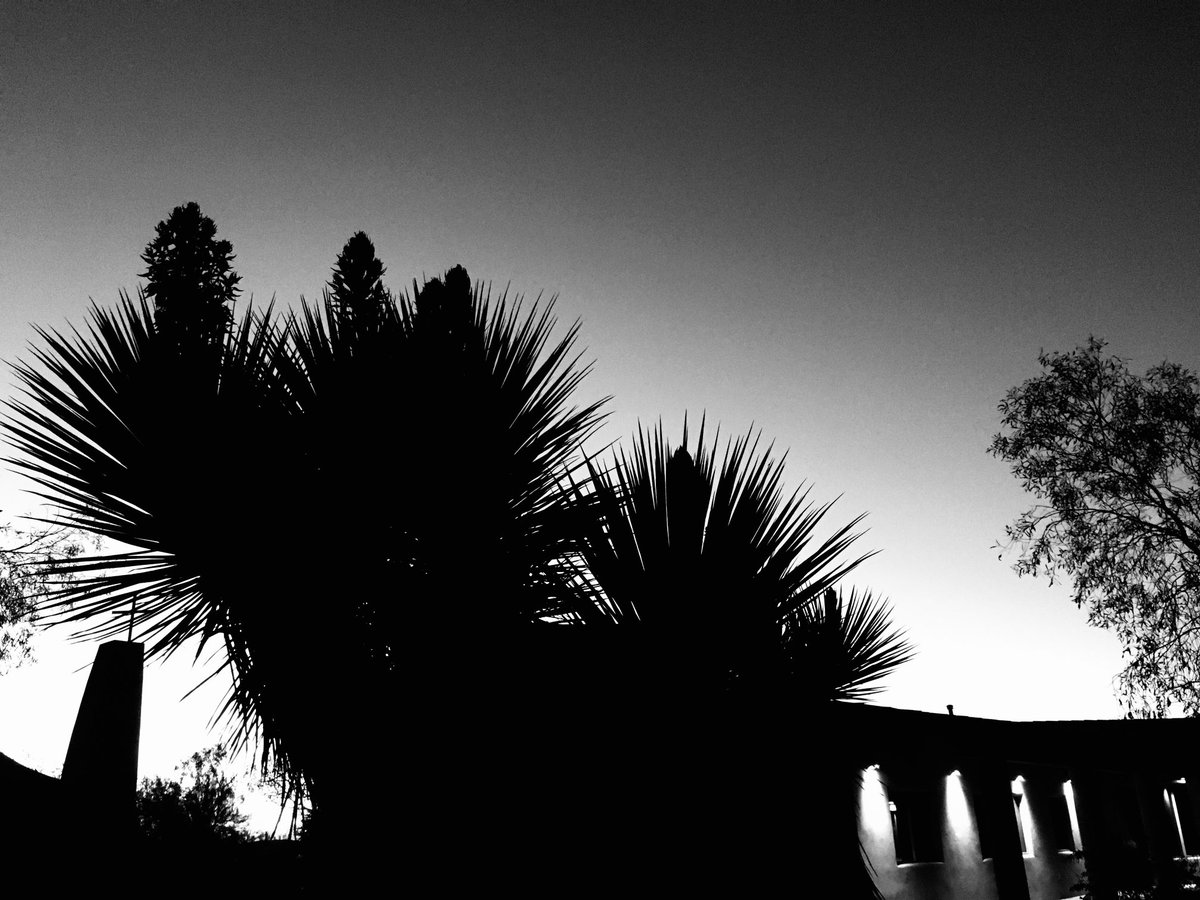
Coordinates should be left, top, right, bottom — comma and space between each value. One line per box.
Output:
4, 203, 914, 894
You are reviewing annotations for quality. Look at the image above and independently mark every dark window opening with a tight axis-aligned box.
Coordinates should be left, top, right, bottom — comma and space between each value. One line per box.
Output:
974, 780, 1038, 859
1117, 782, 1149, 848
1013, 793, 1028, 854
976, 787, 1001, 860
1050, 790, 1076, 852
890, 786, 943, 864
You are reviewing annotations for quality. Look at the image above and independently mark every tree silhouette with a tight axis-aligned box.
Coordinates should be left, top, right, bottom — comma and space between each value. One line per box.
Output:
136, 745, 250, 844
0, 521, 84, 671
140, 201, 239, 349
326, 230, 388, 330
992, 337, 1200, 715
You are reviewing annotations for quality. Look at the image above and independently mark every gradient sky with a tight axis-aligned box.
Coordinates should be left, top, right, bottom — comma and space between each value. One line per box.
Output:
2, 2, 1198, 803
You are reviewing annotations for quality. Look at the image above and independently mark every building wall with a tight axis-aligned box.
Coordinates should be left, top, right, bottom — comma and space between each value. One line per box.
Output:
861, 762, 1095, 900
862, 764, 1002, 900
1016, 767, 1085, 900
834, 701, 1200, 899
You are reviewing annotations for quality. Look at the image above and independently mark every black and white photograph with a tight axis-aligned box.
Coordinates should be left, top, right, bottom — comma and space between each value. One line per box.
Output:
1, 2, 1197, 895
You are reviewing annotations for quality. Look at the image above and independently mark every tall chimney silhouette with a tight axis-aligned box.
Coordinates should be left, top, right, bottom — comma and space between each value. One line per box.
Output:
61, 641, 144, 834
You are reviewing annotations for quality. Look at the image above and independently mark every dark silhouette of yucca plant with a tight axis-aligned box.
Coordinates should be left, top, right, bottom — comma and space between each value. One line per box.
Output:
566, 419, 911, 896
3, 211, 608, 854
5, 205, 912, 895
572, 419, 911, 699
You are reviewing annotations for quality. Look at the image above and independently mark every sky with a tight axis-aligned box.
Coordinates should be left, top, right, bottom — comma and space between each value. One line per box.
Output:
1, 1, 1198, 823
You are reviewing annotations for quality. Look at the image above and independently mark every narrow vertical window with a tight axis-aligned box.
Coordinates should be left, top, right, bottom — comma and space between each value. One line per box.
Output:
1050, 781, 1076, 851
1012, 793, 1028, 853
975, 783, 1000, 860
1063, 779, 1084, 852
1012, 778, 1034, 857
1168, 781, 1198, 857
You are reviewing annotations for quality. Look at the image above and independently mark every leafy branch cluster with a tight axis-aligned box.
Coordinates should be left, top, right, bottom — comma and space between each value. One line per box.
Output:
0, 522, 84, 671
991, 336, 1200, 715
136, 744, 251, 844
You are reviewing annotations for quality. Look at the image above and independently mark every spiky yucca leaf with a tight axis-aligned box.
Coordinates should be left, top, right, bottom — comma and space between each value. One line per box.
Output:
573, 417, 885, 697
4, 293, 291, 651
785, 586, 915, 703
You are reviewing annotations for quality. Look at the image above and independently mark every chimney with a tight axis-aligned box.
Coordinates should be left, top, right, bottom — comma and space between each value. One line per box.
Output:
61, 641, 144, 834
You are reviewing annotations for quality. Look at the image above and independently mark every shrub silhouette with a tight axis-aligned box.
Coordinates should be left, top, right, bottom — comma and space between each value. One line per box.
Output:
136, 745, 249, 844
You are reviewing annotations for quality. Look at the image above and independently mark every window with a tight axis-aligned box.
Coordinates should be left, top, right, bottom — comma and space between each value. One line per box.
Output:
889, 786, 944, 864
1013, 793, 1028, 853
1049, 782, 1077, 852
977, 778, 1032, 858
1168, 782, 1199, 858
1012, 779, 1034, 857
975, 784, 1002, 860
1115, 779, 1149, 850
